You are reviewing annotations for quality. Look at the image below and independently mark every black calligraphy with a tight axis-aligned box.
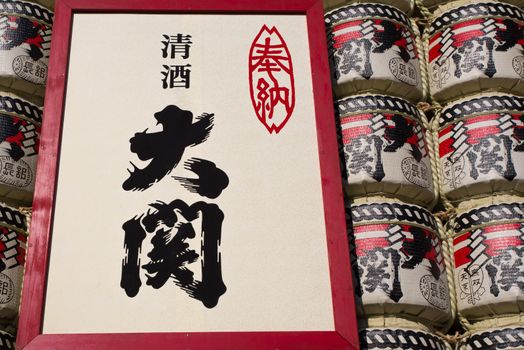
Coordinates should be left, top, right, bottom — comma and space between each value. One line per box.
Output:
336, 39, 373, 80
452, 37, 496, 78
358, 247, 403, 302
161, 34, 192, 89
486, 247, 524, 297
121, 200, 226, 308
121, 103, 229, 308
123, 106, 214, 191
344, 135, 385, 182
466, 135, 516, 181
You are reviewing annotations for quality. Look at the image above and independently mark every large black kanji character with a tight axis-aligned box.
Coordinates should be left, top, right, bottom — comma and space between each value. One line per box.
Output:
452, 37, 496, 78
120, 199, 226, 308
467, 135, 516, 181
359, 247, 403, 302
122, 105, 214, 191
344, 135, 385, 182
161, 34, 192, 59
486, 247, 524, 297
335, 39, 373, 79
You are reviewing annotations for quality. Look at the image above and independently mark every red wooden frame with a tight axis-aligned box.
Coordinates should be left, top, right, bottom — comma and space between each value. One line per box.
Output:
17, 0, 358, 349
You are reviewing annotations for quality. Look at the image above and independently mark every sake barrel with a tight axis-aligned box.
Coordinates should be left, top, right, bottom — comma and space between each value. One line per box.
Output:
325, 3, 424, 102
0, 330, 14, 350
323, 0, 414, 16
427, 1, 524, 103
0, 203, 26, 322
348, 197, 452, 327
436, 93, 524, 204
459, 326, 524, 350
452, 196, 524, 322
0, 1, 53, 105
360, 328, 450, 350
337, 94, 436, 207
0, 93, 41, 205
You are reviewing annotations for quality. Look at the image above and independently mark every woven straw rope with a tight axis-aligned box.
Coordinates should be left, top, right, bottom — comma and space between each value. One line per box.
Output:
415, 0, 433, 20
420, 108, 441, 209
444, 187, 473, 332
422, 23, 433, 104
413, 18, 429, 103
430, 107, 456, 211
441, 218, 458, 332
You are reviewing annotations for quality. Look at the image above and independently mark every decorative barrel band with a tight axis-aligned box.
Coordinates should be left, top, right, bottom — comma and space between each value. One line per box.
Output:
437, 93, 524, 202
459, 327, 524, 350
454, 202, 524, 233
326, 3, 423, 102
427, 2, 524, 36
324, 0, 414, 16
0, 203, 26, 231
438, 94, 524, 129
348, 199, 451, 326
337, 94, 422, 121
325, 3, 410, 27
452, 197, 524, 322
427, 1, 524, 102
350, 201, 438, 230
0, 1, 53, 24
360, 328, 449, 350
0, 93, 42, 124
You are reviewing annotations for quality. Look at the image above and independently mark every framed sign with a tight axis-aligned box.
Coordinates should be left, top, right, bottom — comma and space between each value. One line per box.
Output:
17, 0, 359, 349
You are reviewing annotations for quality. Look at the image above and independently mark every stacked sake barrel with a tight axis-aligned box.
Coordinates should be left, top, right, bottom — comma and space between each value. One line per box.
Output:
324, 2, 455, 349
0, 0, 53, 348
425, 0, 524, 349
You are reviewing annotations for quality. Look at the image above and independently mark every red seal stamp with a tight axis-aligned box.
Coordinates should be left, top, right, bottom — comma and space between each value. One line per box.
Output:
249, 25, 295, 134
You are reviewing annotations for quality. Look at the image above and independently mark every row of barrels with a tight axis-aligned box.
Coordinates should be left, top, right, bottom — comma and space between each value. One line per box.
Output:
0, 0, 54, 348
324, 0, 524, 349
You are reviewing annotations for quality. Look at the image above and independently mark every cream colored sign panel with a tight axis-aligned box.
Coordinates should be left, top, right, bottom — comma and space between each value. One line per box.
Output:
42, 14, 334, 334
